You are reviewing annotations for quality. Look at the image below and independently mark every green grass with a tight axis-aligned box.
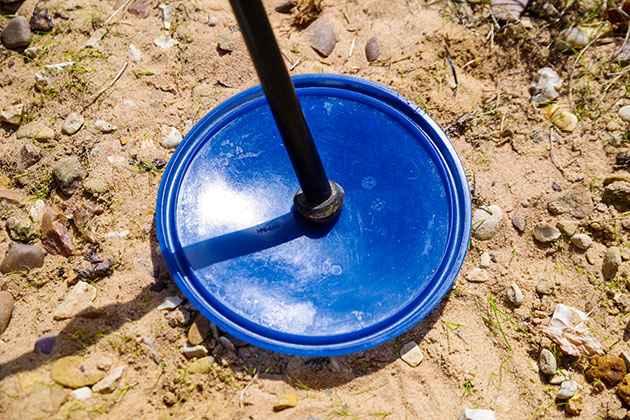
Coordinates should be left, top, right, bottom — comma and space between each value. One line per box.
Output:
483, 297, 528, 352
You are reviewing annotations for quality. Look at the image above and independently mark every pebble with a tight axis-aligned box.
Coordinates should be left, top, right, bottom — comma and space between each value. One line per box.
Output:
51, 356, 105, 388
506, 282, 523, 306
41, 206, 75, 256
536, 280, 554, 296
530, 67, 562, 103
92, 366, 124, 393
94, 120, 117, 133
71, 387, 93, 401
53, 281, 97, 320
0, 291, 14, 335
1, 16, 32, 49
188, 314, 210, 345
533, 222, 560, 242
586, 248, 598, 265
154, 35, 178, 49
62, 112, 84, 135
618, 374, 630, 405
555, 26, 589, 50
34, 332, 56, 354
0, 244, 45, 274
188, 356, 213, 374
0, 104, 24, 125
603, 181, 630, 212
30, 199, 45, 223
157, 296, 182, 310
159, 4, 172, 29
52, 156, 86, 195
557, 380, 579, 399
511, 212, 526, 232
128, 43, 141, 64
85, 28, 107, 48
143, 336, 162, 364
466, 268, 488, 283
273, 393, 298, 411
399, 341, 424, 367
571, 233, 592, 249
550, 371, 568, 385
459, 408, 495, 420
619, 105, 630, 123
547, 186, 593, 219
20, 143, 41, 169
585, 355, 627, 386
471, 205, 502, 240
219, 336, 235, 352
183, 343, 208, 358
30, 8, 54, 33
603, 247, 622, 280
160, 125, 183, 149
306, 17, 336, 57
208, 16, 218, 26
6, 213, 38, 242
545, 104, 578, 132
16, 121, 55, 142
565, 394, 583, 416
539, 348, 557, 375
128, 0, 151, 18
365, 36, 380, 62
557, 220, 579, 236
83, 177, 109, 195
479, 252, 491, 268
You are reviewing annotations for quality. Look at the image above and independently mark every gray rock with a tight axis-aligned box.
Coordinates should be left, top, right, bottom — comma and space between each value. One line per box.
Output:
557, 380, 579, 399
399, 341, 424, 367
62, 112, 84, 135
52, 156, 86, 195
83, 177, 109, 195
365, 36, 380, 62
480, 252, 491, 268
92, 366, 124, 393
466, 268, 488, 283
557, 220, 579, 236
571, 233, 592, 250
6, 212, 38, 242
94, 120, 117, 133
157, 296, 182, 310
0, 244, 45, 274
536, 280, 554, 296
1, 16, 32, 49
459, 409, 495, 420
219, 336, 235, 352
0, 104, 24, 125
35, 332, 56, 354
20, 143, 41, 168
506, 282, 523, 306
471, 205, 502, 240
547, 186, 593, 219
539, 348, 557, 375
53, 281, 97, 320
0, 291, 14, 335
533, 222, 560, 242
307, 17, 336, 57
160, 125, 182, 149
603, 247, 622, 280
619, 105, 630, 123
511, 212, 526, 232
16, 121, 55, 142
218, 25, 239, 52
603, 181, 630, 212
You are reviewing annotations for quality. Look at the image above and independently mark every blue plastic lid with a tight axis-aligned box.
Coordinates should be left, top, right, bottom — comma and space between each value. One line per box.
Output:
156, 74, 471, 356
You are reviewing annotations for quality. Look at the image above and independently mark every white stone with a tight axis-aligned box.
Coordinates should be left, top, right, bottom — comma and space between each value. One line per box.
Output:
539, 348, 557, 375
85, 28, 107, 48
480, 252, 491, 268
128, 44, 141, 64
29, 199, 45, 223
154, 36, 178, 49
160, 125, 183, 149
571, 233, 592, 249
506, 282, 523, 306
62, 112, 84, 135
0, 104, 24, 125
471, 205, 502, 240
619, 105, 630, 123
466, 268, 488, 283
557, 380, 579, 399
533, 222, 561, 242
92, 366, 124, 393
459, 408, 495, 420
94, 120, 117, 133
159, 4, 172, 30
157, 296, 183, 310
71, 387, 93, 401
531, 67, 562, 103
183, 343, 208, 358
399, 341, 424, 367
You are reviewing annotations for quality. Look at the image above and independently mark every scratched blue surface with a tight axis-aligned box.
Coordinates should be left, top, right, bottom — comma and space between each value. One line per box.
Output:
156, 75, 471, 355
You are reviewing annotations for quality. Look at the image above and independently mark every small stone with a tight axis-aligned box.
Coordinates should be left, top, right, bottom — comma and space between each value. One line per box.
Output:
619, 105, 630, 123
479, 252, 491, 268
459, 408, 495, 420
160, 125, 183, 149
565, 394, 583, 416
506, 282, 523, 306
274, 393, 298, 411
618, 374, 630, 405
23, 46, 39, 58
536, 280, 554, 295
530, 67, 562, 103
51, 356, 105, 388
154, 35, 178, 49
550, 371, 568, 384
128, 43, 141, 64
41, 207, 75, 256
183, 343, 208, 358
30, 199, 45, 223
143, 336, 162, 365
35, 332, 56, 354
92, 366, 124, 393
0, 104, 24, 125
62, 112, 84, 135
159, 4, 172, 30
539, 348, 557, 375
128, 0, 151, 18
158, 296, 182, 310
466, 268, 488, 283
85, 28, 107, 48
586, 248, 598, 265
547, 186, 593, 219
83, 177, 109, 195
16, 121, 55, 142
1, 16, 32, 49
188, 314, 210, 345
94, 120, 117, 133
585, 355, 627, 386
365, 36, 380, 62
511, 212, 526, 232
306, 17, 336, 57
20, 143, 41, 169
399, 341, 424, 367
0, 188, 25, 208
71, 387, 93, 401
0, 244, 45, 274
533, 222, 561, 242
603, 181, 630, 212
188, 357, 212, 374
571, 233, 592, 250
30, 9, 54, 33
53, 281, 97, 320
471, 205, 503, 240
557, 380, 579, 399
545, 105, 578, 132
0, 291, 14, 335
6, 212, 38, 242
275, 1, 293, 13
53, 156, 85, 195
557, 220, 579, 236
603, 247, 622, 280
219, 336, 235, 352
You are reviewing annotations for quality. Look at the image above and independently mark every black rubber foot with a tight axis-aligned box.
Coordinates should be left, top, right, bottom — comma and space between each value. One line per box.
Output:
293, 180, 344, 224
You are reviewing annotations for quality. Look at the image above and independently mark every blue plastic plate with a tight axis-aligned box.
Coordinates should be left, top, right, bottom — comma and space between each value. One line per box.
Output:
156, 74, 471, 356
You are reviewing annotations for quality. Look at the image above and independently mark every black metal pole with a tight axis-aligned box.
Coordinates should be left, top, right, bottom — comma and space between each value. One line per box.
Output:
228, 0, 332, 205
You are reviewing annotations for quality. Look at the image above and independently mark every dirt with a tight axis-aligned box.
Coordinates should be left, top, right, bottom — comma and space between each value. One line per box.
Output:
1, 0, 630, 419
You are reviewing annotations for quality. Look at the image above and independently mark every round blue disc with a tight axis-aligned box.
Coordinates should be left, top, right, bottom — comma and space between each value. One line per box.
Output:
156, 74, 471, 356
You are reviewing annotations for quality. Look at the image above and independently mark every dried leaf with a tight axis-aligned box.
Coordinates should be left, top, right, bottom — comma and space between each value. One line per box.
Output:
542, 304, 603, 356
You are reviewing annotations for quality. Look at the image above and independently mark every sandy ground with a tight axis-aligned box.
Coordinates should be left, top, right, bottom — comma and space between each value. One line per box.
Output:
1, 0, 630, 419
